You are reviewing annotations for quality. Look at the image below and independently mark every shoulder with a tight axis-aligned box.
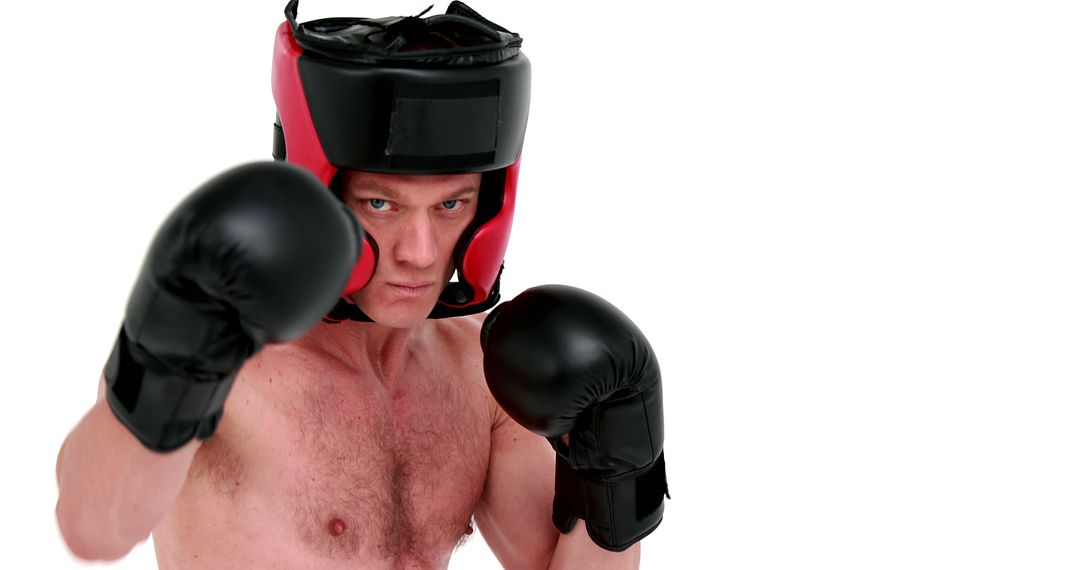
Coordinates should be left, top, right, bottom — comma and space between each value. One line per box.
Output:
231, 334, 353, 405
431, 312, 486, 343
252, 324, 359, 372
428, 313, 500, 425
425, 313, 486, 368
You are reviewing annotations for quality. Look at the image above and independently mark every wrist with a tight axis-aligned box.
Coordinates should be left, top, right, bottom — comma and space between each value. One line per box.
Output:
105, 328, 236, 452
551, 451, 668, 552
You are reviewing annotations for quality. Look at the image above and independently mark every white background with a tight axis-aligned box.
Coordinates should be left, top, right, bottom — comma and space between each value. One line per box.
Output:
3, 0, 1078, 568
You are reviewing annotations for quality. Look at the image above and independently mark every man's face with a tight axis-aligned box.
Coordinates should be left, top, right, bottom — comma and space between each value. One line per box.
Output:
338, 170, 482, 328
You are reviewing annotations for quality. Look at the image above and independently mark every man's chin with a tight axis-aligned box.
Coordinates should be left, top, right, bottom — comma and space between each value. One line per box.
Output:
350, 295, 439, 329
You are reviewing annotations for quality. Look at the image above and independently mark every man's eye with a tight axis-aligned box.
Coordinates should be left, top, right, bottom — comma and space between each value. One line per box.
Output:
441, 199, 463, 211
367, 199, 391, 212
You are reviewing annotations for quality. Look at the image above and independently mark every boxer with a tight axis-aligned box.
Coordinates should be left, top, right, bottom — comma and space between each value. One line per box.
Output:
55, 3, 666, 568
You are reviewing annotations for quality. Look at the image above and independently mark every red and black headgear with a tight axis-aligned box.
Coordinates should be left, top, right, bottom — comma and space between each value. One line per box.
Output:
271, 0, 530, 320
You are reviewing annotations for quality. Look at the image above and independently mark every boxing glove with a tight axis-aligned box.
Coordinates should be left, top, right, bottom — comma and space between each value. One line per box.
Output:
480, 284, 668, 552
105, 162, 361, 452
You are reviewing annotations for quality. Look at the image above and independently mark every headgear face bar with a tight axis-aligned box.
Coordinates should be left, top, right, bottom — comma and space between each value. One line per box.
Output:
271, 0, 531, 321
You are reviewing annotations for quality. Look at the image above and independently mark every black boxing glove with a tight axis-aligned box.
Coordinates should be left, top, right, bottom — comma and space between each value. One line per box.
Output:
480, 284, 668, 552
105, 162, 361, 452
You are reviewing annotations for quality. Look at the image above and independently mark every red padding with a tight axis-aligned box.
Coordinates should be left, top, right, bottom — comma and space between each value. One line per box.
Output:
271, 22, 337, 186
460, 158, 519, 302
273, 22, 375, 295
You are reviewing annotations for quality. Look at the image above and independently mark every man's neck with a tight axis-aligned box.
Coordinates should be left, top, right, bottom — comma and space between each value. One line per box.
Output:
298, 319, 428, 388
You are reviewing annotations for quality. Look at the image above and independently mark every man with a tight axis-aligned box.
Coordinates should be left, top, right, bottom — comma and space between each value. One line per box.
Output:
55, 3, 666, 568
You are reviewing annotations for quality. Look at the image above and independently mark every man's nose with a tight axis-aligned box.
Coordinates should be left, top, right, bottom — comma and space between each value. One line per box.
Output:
393, 213, 439, 269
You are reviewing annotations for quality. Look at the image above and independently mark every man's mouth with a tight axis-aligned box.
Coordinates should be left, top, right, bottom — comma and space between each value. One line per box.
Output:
387, 282, 436, 297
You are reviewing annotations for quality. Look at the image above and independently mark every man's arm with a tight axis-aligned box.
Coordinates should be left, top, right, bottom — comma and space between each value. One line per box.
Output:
474, 406, 640, 570
55, 374, 202, 560
55, 162, 361, 561
477, 285, 668, 565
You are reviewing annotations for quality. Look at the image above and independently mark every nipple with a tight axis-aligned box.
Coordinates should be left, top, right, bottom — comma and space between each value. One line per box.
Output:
327, 517, 347, 537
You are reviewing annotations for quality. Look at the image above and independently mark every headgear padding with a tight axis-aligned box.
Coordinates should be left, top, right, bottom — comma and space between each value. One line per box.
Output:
271, 0, 530, 319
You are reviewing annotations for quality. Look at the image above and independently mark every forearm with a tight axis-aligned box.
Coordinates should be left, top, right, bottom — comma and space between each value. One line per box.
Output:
55, 388, 200, 561
548, 524, 640, 570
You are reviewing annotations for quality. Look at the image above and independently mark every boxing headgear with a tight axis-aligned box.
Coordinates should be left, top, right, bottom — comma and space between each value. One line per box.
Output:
271, 0, 530, 320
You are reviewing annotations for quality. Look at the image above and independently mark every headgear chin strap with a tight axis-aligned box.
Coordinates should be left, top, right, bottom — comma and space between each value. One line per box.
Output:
271, 0, 530, 322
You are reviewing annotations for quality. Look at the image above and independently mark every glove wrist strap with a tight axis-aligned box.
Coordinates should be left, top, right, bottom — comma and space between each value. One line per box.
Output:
552, 451, 669, 552
105, 329, 235, 453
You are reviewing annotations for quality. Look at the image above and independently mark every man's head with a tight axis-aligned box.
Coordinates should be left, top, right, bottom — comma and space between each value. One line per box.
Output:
338, 170, 481, 328
270, 1, 530, 323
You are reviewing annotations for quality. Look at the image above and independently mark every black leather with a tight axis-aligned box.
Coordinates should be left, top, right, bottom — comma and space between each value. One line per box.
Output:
481, 284, 668, 551
286, 0, 522, 66
105, 161, 361, 452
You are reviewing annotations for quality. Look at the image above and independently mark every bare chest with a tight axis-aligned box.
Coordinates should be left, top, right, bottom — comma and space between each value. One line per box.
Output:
159, 353, 493, 569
